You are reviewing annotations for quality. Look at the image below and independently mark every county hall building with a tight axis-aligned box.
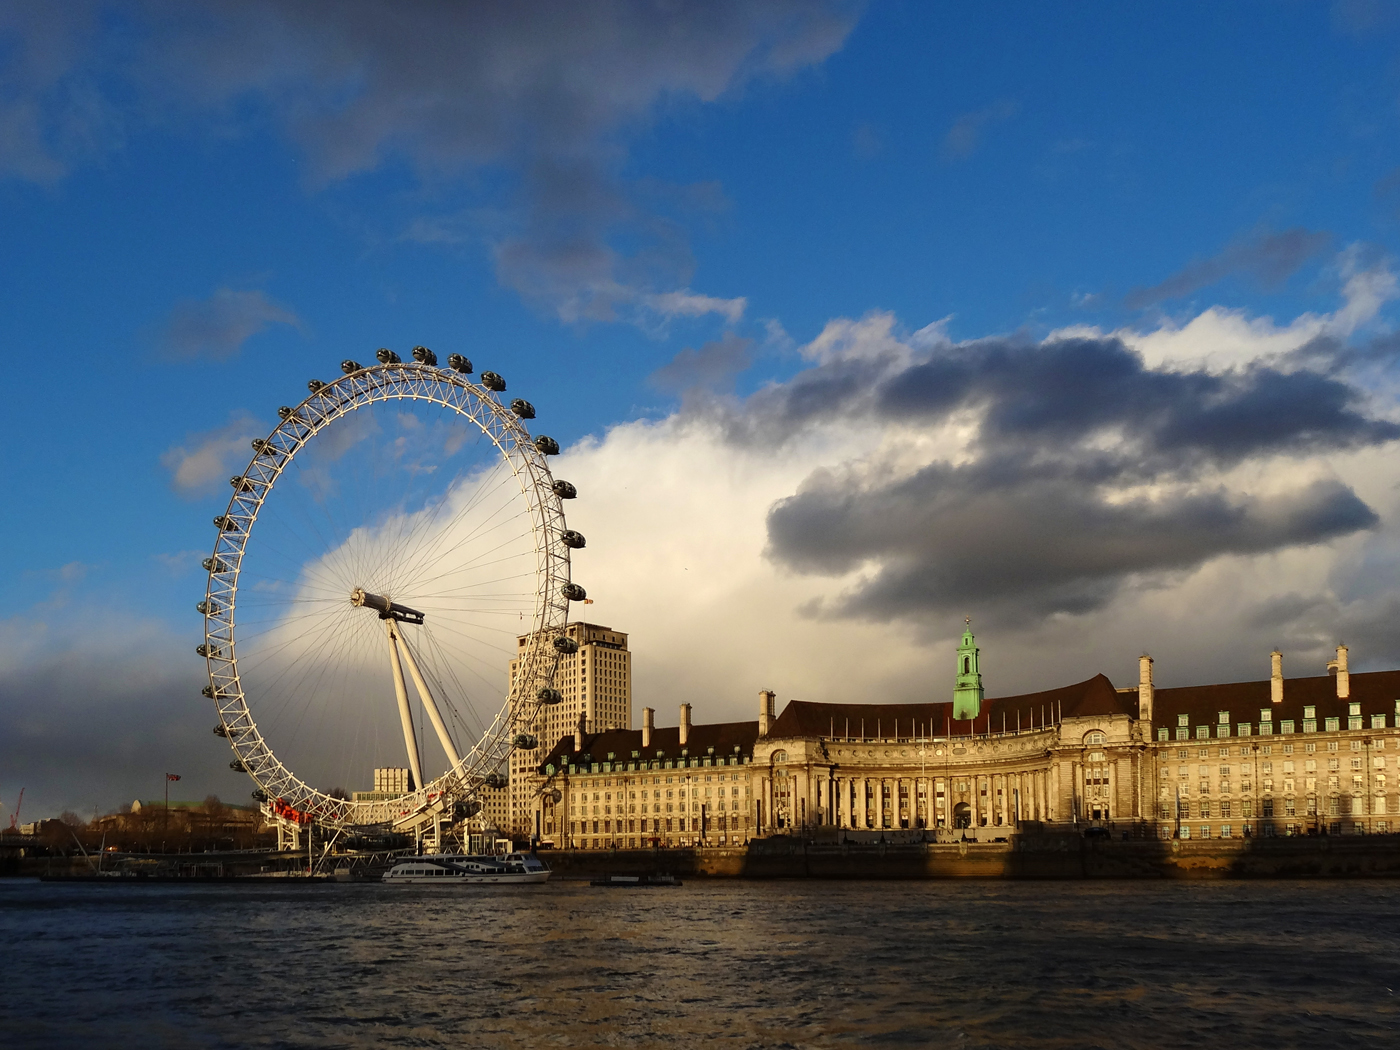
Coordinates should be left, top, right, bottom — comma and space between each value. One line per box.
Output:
519, 623, 1400, 848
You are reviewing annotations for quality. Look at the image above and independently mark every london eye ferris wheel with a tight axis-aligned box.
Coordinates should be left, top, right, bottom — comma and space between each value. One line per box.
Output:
198, 348, 586, 834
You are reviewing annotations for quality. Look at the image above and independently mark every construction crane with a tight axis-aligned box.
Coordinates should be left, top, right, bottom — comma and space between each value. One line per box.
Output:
8, 787, 24, 829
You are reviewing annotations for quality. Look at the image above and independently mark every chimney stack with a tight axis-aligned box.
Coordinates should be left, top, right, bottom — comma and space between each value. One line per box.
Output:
1138, 654, 1154, 723
642, 707, 654, 748
1328, 644, 1350, 699
1271, 650, 1283, 704
758, 690, 776, 738
678, 703, 691, 746
573, 711, 586, 753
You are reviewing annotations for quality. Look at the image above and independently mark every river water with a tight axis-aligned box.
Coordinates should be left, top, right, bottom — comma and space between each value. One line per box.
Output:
2, 877, 1398, 1049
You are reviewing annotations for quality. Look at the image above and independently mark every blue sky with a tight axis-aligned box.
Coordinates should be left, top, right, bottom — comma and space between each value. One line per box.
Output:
6, 1, 1400, 817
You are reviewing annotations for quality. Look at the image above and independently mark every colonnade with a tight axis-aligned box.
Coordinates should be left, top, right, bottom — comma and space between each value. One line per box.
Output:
755, 767, 1060, 831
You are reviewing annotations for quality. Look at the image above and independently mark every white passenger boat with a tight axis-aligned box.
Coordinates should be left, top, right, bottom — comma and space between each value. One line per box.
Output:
381, 852, 551, 885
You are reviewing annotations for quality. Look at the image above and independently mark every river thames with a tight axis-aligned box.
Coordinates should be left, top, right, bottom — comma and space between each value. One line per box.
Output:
3, 877, 1397, 1048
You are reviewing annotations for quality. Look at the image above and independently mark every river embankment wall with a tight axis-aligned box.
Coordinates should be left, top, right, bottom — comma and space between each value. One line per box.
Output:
545, 834, 1400, 880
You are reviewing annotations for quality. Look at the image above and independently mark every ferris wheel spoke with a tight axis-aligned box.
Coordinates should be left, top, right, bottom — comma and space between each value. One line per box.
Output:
203, 361, 572, 832
386, 454, 516, 585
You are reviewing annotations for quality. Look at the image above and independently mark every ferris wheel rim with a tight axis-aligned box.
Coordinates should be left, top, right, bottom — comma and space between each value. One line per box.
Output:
200, 361, 573, 830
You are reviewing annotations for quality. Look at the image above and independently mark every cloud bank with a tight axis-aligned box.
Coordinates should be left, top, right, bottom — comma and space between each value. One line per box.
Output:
556, 268, 1400, 723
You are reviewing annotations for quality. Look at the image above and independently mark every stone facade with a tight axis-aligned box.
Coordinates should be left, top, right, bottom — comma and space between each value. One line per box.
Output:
524, 630, 1400, 846
508, 621, 632, 837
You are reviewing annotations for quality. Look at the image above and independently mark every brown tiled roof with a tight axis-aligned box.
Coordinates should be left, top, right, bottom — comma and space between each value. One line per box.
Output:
766, 674, 1131, 740
1153, 670, 1400, 726
537, 719, 759, 770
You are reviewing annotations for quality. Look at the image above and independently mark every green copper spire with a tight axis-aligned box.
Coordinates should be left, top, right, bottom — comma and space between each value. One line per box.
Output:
953, 617, 983, 721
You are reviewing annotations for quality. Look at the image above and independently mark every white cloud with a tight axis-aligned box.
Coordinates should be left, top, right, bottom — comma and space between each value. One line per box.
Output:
553, 293, 1400, 730
1053, 248, 1399, 373
160, 411, 265, 495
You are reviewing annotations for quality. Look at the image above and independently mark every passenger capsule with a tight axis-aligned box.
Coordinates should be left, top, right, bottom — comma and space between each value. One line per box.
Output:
213, 515, 239, 531
513, 733, 539, 750
197, 644, 209, 657
560, 530, 586, 549
230, 759, 248, 773
251, 438, 270, 454
213, 723, 228, 737
562, 583, 587, 602
480, 371, 506, 391
553, 635, 579, 654
197, 600, 218, 615
202, 685, 215, 698
202, 557, 228, 573
307, 379, 326, 394
551, 789, 563, 804
552, 480, 577, 499
537, 687, 563, 705
447, 354, 473, 374
510, 398, 536, 419
534, 435, 560, 455
230, 476, 252, 492
484, 773, 507, 789
341, 360, 362, 375
278, 406, 294, 420
411, 345, 438, 365
376, 348, 402, 364
252, 789, 268, 802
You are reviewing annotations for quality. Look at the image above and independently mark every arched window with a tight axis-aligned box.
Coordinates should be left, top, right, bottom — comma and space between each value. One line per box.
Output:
962, 657, 970, 674
1084, 731, 1105, 746
771, 750, 787, 763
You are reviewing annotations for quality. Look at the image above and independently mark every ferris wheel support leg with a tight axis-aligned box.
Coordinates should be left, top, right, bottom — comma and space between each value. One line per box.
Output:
384, 619, 425, 792
396, 631, 463, 771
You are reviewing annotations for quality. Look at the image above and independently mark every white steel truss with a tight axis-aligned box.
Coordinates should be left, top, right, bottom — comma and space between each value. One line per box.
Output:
201, 362, 573, 831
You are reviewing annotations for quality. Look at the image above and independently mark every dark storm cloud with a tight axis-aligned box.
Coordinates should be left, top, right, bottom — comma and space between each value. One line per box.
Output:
1, 0, 858, 324
0, 636, 237, 818
755, 332, 1397, 624
1124, 227, 1333, 309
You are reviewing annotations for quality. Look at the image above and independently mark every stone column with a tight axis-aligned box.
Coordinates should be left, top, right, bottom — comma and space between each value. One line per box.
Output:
762, 776, 772, 833
1108, 758, 1118, 822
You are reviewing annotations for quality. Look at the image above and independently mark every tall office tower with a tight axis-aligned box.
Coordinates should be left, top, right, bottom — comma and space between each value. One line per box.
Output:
506, 622, 632, 838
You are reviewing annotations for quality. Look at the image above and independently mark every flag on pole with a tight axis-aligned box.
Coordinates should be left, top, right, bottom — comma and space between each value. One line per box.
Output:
166, 773, 181, 782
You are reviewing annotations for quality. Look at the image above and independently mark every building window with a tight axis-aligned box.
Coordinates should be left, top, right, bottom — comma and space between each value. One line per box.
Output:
1238, 724, 1251, 737
1325, 718, 1339, 732
1221, 825, 1233, 838
1373, 715, 1387, 730
1196, 726, 1209, 739
1303, 706, 1316, 720
1262, 799, 1274, 817
1157, 728, 1168, 741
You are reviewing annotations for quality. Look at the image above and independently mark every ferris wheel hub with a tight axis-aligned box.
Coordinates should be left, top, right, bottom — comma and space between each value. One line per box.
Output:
350, 587, 426, 625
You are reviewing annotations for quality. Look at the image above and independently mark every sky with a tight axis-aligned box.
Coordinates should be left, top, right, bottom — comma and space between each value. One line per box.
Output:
7, 0, 1400, 818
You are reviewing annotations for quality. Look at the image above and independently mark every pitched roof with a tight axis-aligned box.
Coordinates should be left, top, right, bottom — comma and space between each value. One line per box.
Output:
1153, 669, 1400, 726
537, 719, 759, 769
766, 674, 1131, 740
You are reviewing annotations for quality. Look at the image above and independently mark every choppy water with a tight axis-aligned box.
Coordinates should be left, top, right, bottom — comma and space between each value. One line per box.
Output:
2, 877, 1398, 1049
